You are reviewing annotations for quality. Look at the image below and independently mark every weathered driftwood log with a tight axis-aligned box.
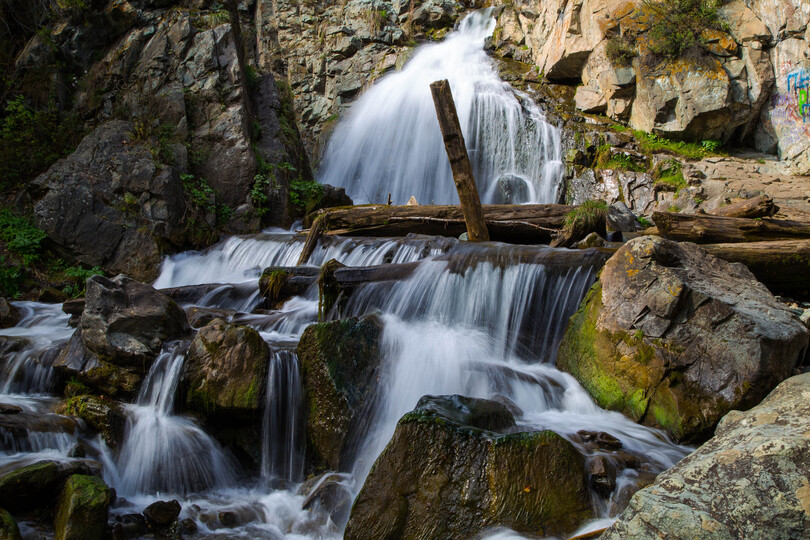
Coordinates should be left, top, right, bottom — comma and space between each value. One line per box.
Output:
707, 195, 778, 218
653, 212, 810, 244
297, 214, 324, 266
430, 79, 489, 241
305, 204, 574, 244
701, 240, 810, 296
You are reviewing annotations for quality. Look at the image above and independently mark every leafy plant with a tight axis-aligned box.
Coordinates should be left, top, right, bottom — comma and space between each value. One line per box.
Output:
289, 179, 324, 215
633, 130, 722, 160
62, 265, 103, 297
638, 0, 724, 59
654, 160, 687, 193
181, 173, 232, 227
0, 257, 22, 297
637, 215, 653, 228
700, 139, 721, 152
605, 36, 637, 67
595, 145, 648, 172
0, 209, 48, 265
0, 96, 82, 190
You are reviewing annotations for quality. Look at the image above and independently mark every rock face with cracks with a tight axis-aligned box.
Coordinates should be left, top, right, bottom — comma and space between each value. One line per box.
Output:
602, 373, 810, 539
557, 235, 809, 443
344, 394, 593, 540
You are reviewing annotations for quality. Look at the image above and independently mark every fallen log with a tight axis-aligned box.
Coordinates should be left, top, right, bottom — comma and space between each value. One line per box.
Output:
707, 195, 778, 219
701, 240, 810, 296
653, 212, 810, 244
306, 204, 574, 244
430, 79, 489, 241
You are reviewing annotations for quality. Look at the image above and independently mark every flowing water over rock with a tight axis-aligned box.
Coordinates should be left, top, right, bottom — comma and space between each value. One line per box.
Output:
0, 231, 691, 538
317, 11, 563, 205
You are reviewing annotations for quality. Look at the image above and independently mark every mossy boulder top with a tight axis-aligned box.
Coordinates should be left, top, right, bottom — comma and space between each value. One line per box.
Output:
345, 394, 593, 540
54, 474, 111, 540
183, 318, 270, 420
557, 235, 809, 443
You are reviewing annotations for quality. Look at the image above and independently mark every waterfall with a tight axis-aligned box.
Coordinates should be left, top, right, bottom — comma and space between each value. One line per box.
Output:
317, 10, 563, 205
114, 345, 237, 496
261, 350, 305, 487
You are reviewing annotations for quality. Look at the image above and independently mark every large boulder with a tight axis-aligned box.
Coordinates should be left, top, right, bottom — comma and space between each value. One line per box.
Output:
54, 475, 111, 540
557, 236, 809, 443
345, 395, 593, 539
80, 275, 190, 368
602, 373, 810, 539
56, 395, 128, 450
32, 121, 186, 282
0, 460, 99, 513
183, 318, 270, 420
297, 315, 384, 471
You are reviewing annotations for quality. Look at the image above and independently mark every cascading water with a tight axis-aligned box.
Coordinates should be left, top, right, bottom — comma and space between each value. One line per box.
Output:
261, 349, 305, 487
114, 345, 237, 495
317, 10, 563, 205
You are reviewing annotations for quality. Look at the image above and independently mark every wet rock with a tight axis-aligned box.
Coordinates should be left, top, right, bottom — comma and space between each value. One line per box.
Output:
0, 460, 98, 512
414, 394, 516, 432
259, 267, 319, 309
587, 455, 616, 496
0, 508, 21, 540
0, 404, 22, 415
218, 511, 238, 527
557, 236, 810, 443
573, 232, 606, 249
80, 275, 190, 368
185, 307, 236, 328
62, 298, 85, 328
496, 174, 530, 204
0, 299, 19, 329
345, 394, 593, 539
113, 513, 148, 538
302, 473, 353, 526
54, 475, 111, 540
143, 499, 181, 526
606, 202, 641, 233
318, 185, 353, 210
56, 395, 128, 450
576, 430, 622, 451
297, 315, 384, 470
179, 518, 197, 534
602, 373, 810, 539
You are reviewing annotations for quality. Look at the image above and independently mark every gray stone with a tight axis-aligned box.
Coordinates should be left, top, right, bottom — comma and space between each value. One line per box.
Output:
606, 201, 640, 232
602, 373, 810, 540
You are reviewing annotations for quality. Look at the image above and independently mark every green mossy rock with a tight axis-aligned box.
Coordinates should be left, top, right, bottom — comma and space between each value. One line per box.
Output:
56, 395, 127, 450
345, 395, 593, 540
184, 318, 270, 420
557, 236, 810, 443
0, 508, 21, 540
54, 475, 111, 540
297, 315, 384, 471
0, 460, 96, 512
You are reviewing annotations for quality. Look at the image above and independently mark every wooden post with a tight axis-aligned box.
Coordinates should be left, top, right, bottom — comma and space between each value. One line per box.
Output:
430, 79, 490, 242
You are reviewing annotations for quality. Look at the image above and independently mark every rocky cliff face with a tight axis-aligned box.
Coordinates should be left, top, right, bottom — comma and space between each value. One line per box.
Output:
492, 0, 810, 175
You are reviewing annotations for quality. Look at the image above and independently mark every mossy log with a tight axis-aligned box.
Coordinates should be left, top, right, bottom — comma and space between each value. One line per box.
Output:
653, 212, 810, 243
701, 239, 810, 296
707, 195, 778, 218
305, 204, 574, 243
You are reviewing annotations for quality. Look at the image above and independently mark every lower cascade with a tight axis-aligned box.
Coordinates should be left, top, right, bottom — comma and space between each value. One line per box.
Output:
0, 231, 694, 538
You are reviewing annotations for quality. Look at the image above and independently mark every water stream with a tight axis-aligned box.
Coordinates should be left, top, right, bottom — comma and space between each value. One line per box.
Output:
0, 10, 690, 539
318, 10, 563, 205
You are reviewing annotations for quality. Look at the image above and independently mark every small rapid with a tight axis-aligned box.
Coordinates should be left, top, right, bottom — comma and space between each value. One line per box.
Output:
317, 10, 563, 205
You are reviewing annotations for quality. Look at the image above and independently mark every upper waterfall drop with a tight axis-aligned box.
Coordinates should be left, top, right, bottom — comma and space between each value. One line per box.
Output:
317, 10, 563, 206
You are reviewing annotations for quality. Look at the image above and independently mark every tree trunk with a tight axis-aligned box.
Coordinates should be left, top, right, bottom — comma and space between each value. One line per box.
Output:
701, 240, 810, 296
653, 212, 810, 243
307, 204, 574, 244
430, 79, 489, 241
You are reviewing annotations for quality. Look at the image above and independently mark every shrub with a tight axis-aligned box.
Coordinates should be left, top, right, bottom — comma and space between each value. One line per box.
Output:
289, 179, 324, 216
0, 96, 82, 190
605, 36, 637, 67
638, 0, 724, 59
654, 160, 687, 193
0, 209, 48, 265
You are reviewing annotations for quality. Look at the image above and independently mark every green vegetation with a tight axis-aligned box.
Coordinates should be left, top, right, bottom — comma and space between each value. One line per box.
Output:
637, 215, 653, 229
654, 159, 687, 193
605, 36, 637, 67
562, 200, 609, 239
62, 265, 104, 297
0, 209, 48, 268
595, 145, 648, 172
290, 179, 324, 215
0, 96, 82, 191
633, 130, 722, 160
181, 173, 232, 225
638, 0, 725, 59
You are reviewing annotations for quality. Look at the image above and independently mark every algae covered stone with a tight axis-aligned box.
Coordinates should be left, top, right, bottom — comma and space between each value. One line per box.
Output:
297, 315, 384, 471
54, 474, 111, 540
557, 235, 809, 443
0, 508, 21, 540
602, 373, 810, 540
184, 318, 270, 420
345, 395, 593, 540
